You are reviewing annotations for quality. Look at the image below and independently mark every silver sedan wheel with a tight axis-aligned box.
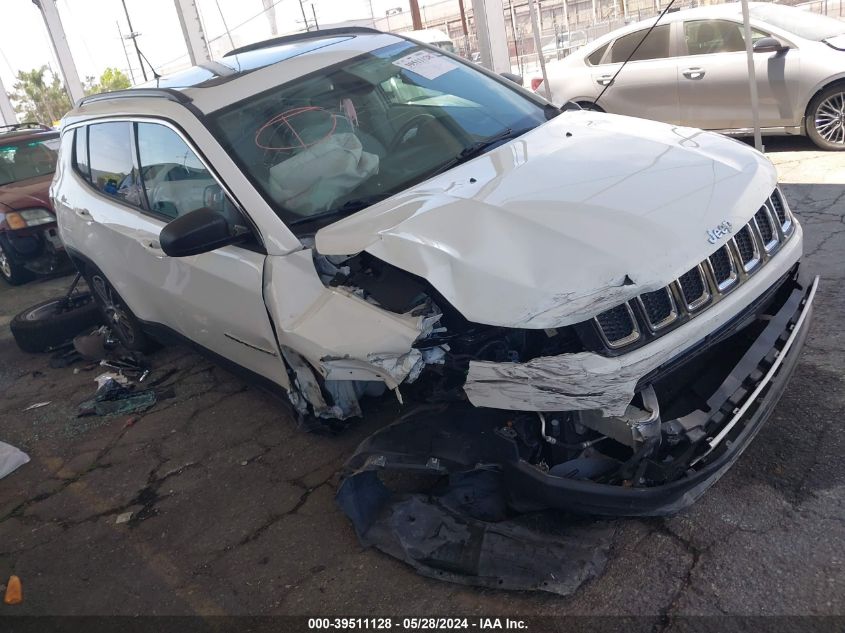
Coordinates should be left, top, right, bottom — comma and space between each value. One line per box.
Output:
815, 91, 845, 145
0, 242, 11, 279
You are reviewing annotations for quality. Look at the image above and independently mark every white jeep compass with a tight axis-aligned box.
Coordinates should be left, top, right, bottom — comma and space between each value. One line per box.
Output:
52, 27, 817, 516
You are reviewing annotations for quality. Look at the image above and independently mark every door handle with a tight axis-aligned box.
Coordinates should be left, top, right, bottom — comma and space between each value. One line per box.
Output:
140, 239, 167, 258
682, 67, 706, 80
596, 75, 614, 86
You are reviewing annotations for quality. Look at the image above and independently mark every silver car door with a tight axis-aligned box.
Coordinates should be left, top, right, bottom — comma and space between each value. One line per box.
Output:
129, 121, 288, 387
677, 19, 800, 129
588, 24, 680, 124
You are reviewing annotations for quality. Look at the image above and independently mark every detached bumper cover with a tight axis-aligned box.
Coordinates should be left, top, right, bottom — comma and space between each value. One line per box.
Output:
338, 272, 818, 518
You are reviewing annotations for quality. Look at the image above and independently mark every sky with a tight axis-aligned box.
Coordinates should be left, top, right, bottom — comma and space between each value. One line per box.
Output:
0, 0, 420, 97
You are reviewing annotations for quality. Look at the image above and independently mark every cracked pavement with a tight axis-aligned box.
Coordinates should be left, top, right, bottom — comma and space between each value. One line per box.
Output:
0, 136, 842, 620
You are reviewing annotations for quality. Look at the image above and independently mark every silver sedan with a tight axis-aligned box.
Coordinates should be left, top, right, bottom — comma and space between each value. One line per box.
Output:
535, 3, 845, 149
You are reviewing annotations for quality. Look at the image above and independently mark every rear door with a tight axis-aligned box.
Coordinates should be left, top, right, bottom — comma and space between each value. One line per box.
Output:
588, 23, 680, 124
677, 19, 801, 129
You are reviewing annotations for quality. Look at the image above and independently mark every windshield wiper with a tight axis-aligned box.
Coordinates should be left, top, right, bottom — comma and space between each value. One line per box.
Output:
431, 126, 533, 177
289, 194, 390, 227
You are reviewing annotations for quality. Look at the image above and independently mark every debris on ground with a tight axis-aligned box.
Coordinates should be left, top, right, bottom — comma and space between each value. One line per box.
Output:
78, 376, 157, 418
335, 406, 620, 595
115, 512, 133, 525
3, 575, 22, 605
0, 442, 30, 480
73, 326, 116, 361
336, 469, 615, 595
23, 401, 51, 411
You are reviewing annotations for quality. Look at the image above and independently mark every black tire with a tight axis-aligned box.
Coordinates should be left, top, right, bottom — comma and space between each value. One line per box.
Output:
0, 238, 34, 286
83, 269, 153, 352
806, 84, 845, 151
10, 293, 102, 353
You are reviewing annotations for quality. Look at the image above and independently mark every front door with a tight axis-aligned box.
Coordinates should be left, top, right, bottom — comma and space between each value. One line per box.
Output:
677, 19, 802, 130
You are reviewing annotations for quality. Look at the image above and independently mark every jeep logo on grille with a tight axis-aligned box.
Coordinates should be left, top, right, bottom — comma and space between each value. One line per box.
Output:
707, 220, 733, 244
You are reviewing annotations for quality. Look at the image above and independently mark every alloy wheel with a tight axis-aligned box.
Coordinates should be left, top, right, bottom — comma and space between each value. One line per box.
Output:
815, 91, 845, 146
90, 274, 136, 344
0, 243, 11, 279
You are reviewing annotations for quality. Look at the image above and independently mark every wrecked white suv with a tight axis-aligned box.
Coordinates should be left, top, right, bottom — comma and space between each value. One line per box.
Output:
53, 27, 817, 516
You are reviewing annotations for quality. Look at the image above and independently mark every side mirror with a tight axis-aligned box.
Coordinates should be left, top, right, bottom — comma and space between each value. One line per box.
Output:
160, 207, 247, 257
500, 72, 524, 86
753, 37, 788, 53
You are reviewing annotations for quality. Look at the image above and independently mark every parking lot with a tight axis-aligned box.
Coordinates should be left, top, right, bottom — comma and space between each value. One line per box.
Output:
0, 137, 843, 621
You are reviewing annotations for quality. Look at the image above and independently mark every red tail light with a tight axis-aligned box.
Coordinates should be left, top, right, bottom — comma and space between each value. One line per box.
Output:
530, 77, 544, 92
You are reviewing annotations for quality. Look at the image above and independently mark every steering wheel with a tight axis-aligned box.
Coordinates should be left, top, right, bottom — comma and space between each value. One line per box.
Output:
389, 113, 438, 153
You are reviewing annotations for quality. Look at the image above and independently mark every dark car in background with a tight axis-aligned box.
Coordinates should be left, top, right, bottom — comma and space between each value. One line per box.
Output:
0, 123, 67, 285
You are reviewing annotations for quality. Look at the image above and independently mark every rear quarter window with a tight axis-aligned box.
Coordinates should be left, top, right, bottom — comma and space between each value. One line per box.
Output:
73, 127, 90, 179
587, 42, 610, 65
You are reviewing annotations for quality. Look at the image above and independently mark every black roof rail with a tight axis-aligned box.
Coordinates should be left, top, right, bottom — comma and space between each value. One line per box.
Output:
76, 87, 192, 108
0, 122, 53, 134
223, 27, 383, 57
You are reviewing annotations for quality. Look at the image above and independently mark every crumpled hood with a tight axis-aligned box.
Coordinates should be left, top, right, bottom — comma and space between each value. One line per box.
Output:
0, 174, 54, 214
316, 111, 777, 329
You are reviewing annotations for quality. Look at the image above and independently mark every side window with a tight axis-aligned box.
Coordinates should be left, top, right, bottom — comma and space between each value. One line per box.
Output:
136, 122, 232, 221
608, 25, 672, 63
88, 122, 143, 207
683, 20, 768, 55
74, 126, 90, 180
587, 42, 610, 65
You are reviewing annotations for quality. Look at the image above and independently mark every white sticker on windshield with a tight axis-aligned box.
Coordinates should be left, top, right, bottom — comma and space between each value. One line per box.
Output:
392, 51, 458, 80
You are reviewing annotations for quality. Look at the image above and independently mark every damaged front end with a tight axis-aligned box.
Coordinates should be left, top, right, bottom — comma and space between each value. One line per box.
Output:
337, 267, 817, 519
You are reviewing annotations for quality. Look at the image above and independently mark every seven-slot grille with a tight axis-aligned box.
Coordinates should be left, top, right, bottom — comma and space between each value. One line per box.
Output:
708, 245, 736, 289
733, 224, 758, 269
638, 287, 676, 330
595, 304, 639, 347
593, 188, 794, 349
755, 206, 776, 247
769, 189, 788, 227
677, 266, 708, 309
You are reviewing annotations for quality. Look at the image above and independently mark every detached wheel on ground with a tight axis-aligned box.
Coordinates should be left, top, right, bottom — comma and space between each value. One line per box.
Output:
10, 292, 102, 353
85, 270, 153, 352
807, 85, 845, 151
0, 239, 34, 286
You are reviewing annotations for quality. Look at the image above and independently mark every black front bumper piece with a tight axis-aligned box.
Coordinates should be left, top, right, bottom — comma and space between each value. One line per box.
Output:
338, 271, 818, 518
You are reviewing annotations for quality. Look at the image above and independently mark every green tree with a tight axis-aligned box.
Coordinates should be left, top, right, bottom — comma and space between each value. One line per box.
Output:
84, 67, 132, 96
9, 66, 72, 125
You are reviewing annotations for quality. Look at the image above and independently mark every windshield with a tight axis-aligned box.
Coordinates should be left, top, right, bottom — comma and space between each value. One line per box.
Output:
750, 4, 845, 40
209, 41, 550, 229
0, 136, 59, 186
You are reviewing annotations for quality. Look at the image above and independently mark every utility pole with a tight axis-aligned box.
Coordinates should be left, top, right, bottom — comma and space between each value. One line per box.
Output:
457, 0, 469, 35
32, 0, 85, 104
299, 0, 310, 30
409, 0, 423, 29
311, 4, 319, 29
116, 21, 136, 84
120, 0, 147, 82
